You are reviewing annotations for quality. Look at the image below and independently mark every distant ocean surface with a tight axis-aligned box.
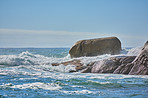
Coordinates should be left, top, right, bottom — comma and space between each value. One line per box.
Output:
0, 48, 148, 98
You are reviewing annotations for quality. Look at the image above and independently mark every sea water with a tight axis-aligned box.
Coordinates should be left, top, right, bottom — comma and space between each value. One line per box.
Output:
0, 47, 148, 98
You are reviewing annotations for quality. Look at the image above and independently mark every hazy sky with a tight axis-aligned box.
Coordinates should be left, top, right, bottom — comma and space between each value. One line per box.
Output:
0, 0, 148, 48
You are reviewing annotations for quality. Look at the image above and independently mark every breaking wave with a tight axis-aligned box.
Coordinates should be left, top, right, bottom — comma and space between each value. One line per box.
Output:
126, 47, 142, 56
0, 47, 142, 73
0, 47, 147, 98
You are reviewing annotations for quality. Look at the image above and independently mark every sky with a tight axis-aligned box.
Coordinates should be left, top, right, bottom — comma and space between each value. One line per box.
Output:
0, 0, 148, 48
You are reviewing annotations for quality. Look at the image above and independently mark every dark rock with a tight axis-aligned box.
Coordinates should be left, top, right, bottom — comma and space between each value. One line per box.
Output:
51, 63, 59, 66
69, 70, 77, 73
69, 37, 121, 58
81, 66, 92, 73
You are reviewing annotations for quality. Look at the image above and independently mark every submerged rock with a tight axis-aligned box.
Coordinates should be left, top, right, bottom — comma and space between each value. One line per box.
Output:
51, 59, 85, 72
69, 37, 121, 58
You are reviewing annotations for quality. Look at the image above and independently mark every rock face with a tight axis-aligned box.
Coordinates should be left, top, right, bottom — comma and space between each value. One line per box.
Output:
91, 56, 136, 74
128, 41, 148, 75
91, 57, 120, 73
69, 37, 121, 58
90, 41, 148, 75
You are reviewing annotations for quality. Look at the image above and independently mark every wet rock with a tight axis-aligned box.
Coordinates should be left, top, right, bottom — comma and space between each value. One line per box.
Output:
51, 59, 85, 71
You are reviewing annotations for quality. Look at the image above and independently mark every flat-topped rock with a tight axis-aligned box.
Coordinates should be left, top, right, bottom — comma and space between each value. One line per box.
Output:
69, 37, 121, 58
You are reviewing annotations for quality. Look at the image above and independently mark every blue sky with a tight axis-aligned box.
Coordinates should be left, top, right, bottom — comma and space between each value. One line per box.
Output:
0, 0, 148, 48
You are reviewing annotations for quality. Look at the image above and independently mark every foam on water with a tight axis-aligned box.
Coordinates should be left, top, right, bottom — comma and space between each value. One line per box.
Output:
79, 54, 111, 66
0, 73, 148, 97
62, 90, 95, 94
0, 51, 76, 73
126, 47, 142, 56
1, 82, 62, 90
0, 47, 144, 74
0, 47, 147, 98
0, 51, 112, 73
0, 51, 69, 66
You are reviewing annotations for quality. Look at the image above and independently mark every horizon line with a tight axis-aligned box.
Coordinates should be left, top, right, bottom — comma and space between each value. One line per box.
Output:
0, 46, 136, 48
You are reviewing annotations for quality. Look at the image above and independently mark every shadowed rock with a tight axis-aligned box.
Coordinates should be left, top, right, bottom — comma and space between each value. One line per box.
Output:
69, 37, 121, 58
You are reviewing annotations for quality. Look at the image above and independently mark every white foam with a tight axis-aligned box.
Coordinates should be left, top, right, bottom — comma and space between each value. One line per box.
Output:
0, 51, 112, 73
87, 80, 111, 84
126, 47, 142, 56
0, 51, 71, 66
80, 54, 111, 66
0, 47, 144, 74
71, 85, 86, 88
62, 90, 95, 94
120, 48, 129, 54
2, 82, 62, 90
46, 64, 76, 73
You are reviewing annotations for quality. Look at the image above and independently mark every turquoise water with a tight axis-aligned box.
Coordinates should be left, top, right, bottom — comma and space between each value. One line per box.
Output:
0, 48, 148, 98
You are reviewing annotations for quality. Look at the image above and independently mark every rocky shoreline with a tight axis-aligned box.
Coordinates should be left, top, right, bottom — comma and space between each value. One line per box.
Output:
52, 37, 148, 75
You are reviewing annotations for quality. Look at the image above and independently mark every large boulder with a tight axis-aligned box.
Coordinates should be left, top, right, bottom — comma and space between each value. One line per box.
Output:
69, 37, 121, 58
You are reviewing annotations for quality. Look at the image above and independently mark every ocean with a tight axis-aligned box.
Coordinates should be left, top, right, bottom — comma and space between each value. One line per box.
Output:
0, 48, 148, 98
